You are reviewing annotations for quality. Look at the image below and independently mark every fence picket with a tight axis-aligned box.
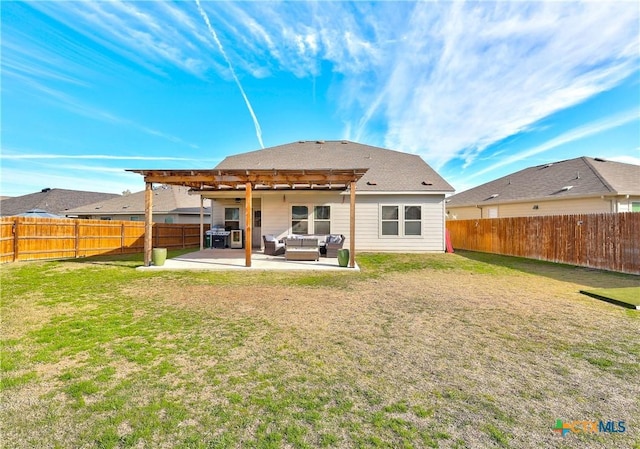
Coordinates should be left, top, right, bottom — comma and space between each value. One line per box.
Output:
447, 212, 639, 275
0, 217, 210, 263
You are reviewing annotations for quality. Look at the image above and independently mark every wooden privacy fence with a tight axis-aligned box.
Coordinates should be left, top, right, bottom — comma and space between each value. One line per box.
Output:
0, 217, 210, 263
447, 212, 640, 275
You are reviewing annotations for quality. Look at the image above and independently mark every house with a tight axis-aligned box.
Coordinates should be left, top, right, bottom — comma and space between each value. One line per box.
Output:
0, 188, 119, 217
202, 140, 454, 251
128, 140, 454, 266
65, 185, 211, 223
446, 156, 640, 219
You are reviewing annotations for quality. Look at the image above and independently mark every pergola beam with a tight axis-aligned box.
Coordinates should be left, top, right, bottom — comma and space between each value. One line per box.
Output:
144, 182, 153, 266
245, 182, 252, 267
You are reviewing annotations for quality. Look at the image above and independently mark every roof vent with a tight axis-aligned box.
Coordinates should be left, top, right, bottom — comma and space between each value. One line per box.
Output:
421, 181, 433, 186
41, 188, 51, 193
594, 157, 606, 162
542, 163, 553, 169
316, 140, 325, 144
341, 140, 348, 144
298, 140, 306, 143
560, 185, 573, 191
366, 181, 377, 186
489, 193, 499, 198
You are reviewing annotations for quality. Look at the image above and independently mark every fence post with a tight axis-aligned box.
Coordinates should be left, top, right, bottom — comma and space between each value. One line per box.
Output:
75, 220, 80, 258
182, 225, 185, 249
13, 217, 19, 262
121, 223, 125, 254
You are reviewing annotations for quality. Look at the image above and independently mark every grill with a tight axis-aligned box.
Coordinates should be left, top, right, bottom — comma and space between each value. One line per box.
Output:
208, 227, 230, 236
207, 226, 230, 248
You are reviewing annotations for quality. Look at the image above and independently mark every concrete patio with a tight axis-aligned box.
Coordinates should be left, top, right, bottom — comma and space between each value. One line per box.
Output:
137, 248, 359, 271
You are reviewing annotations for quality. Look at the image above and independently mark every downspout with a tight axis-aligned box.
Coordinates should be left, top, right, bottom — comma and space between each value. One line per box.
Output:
475, 204, 482, 219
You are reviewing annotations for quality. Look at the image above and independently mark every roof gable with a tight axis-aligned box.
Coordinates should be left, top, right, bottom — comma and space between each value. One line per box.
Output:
215, 140, 454, 192
0, 188, 120, 217
447, 157, 640, 206
65, 185, 209, 216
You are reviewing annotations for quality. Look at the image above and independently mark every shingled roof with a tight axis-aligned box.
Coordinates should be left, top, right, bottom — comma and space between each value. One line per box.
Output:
0, 188, 119, 217
447, 157, 640, 207
65, 185, 210, 216
215, 140, 454, 193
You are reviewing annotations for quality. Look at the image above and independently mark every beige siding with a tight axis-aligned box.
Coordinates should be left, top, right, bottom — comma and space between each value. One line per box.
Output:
447, 206, 481, 220
210, 198, 246, 228
82, 213, 206, 224
617, 196, 640, 212
258, 191, 447, 252
447, 196, 629, 218
499, 198, 612, 216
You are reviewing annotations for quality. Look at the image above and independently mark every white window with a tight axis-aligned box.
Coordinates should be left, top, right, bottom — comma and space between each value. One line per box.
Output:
291, 205, 309, 234
225, 207, 240, 230
632, 202, 640, 213
404, 206, 422, 235
291, 205, 331, 234
314, 206, 331, 234
380, 205, 422, 237
381, 206, 399, 236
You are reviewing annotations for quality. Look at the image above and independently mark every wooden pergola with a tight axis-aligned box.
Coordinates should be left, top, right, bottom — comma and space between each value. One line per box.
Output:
126, 168, 368, 268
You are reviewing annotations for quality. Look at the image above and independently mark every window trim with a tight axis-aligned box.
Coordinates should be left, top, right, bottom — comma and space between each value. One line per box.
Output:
379, 204, 423, 238
290, 204, 332, 235
224, 207, 241, 230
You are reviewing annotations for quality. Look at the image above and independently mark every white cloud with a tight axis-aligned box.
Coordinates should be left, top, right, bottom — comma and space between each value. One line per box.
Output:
377, 2, 639, 167
464, 109, 640, 181
1, 153, 201, 161
11, 1, 640, 171
607, 155, 640, 166
0, 168, 142, 197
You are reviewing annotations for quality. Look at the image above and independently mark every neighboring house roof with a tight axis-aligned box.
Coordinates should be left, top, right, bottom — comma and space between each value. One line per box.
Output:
215, 140, 454, 193
65, 185, 211, 216
0, 188, 120, 217
17, 209, 65, 218
447, 157, 640, 207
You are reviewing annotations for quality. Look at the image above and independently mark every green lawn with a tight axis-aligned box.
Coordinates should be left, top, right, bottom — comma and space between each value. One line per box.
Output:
580, 287, 640, 309
2, 251, 639, 448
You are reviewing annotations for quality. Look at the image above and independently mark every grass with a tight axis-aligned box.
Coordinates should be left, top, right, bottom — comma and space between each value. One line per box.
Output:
580, 287, 640, 309
2, 251, 639, 448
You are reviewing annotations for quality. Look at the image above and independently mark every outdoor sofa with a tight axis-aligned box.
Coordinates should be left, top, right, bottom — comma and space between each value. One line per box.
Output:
263, 233, 345, 258
285, 238, 320, 261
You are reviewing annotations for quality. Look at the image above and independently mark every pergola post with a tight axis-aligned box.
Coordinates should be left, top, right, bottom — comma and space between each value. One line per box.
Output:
245, 182, 252, 267
349, 181, 356, 268
199, 195, 204, 251
144, 182, 153, 266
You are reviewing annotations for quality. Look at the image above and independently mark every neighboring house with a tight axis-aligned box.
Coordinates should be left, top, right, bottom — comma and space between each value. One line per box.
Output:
66, 185, 211, 224
205, 140, 454, 251
446, 156, 640, 219
0, 188, 119, 217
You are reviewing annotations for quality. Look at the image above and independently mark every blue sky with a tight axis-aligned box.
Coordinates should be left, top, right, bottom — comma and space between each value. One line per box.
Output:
1, 1, 639, 197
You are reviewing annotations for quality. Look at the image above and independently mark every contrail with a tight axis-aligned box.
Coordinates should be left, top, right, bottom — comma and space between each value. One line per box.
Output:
195, 0, 264, 149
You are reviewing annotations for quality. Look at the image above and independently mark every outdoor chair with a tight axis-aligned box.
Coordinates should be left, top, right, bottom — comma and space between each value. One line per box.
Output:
263, 235, 285, 256
325, 234, 345, 258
